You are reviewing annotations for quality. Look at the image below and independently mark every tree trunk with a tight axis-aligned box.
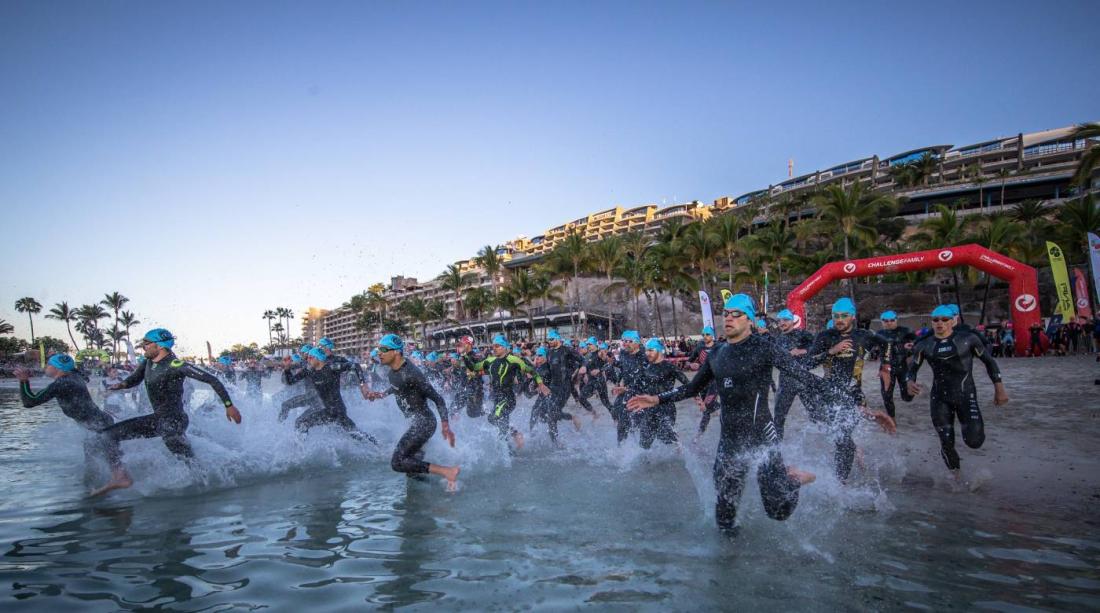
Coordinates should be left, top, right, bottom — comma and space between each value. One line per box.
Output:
979, 274, 992, 325
27, 313, 35, 345
605, 273, 615, 340
66, 322, 80, 352
951, 268, 965, 324
652, 293, 665, 339
727, 253, 734, 288
670, 292, 679, 337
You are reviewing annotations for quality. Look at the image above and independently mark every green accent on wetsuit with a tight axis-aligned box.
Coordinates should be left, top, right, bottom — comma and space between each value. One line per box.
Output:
464, 353, 543, 388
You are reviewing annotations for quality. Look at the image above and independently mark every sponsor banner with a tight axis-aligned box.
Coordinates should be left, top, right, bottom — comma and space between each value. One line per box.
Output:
1073, 268, 1092, 319
699, 291, 714, 332
1089, 233, 1100, 307
1046, 241, 1075, 322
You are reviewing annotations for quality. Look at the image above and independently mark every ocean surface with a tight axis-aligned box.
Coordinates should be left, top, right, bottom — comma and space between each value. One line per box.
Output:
1, 357, 1097, 611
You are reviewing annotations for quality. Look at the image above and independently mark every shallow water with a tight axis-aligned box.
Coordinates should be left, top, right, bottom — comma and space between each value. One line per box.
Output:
1, 357, 1098, 611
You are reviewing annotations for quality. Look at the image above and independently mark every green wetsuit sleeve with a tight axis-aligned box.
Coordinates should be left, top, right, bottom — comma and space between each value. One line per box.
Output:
507, 354, 542, 384
20, 380, 57, 408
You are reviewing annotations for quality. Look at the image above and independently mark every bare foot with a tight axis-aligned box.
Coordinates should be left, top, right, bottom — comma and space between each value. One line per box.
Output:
444, 466, 461, 492
855, 445, 866, 473
512, 431, 525, 450
88, 470, 133, 497
871, 410, 897, 435
571, 415, 582, 432
787, 466, 816, 485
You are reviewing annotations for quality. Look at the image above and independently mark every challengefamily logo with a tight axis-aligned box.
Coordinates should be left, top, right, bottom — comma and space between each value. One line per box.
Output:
938, 250, 954, 263
843, 262, 856, 274
1014, 294, 1037, 312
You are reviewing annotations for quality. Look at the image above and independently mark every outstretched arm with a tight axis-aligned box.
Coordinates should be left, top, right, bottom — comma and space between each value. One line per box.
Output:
19, 379, 58, 408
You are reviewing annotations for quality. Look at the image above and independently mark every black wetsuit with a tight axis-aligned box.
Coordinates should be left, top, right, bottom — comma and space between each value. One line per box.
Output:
690, 341, 724, 435
20, 374, 122, 468
907, 330, 1002, 470
105, 354, 234, 459
612, 348, 648, 443
807, 328, 889, 481
658, 335, 825, 534
770, 329, 814, 438
577, 351, 613, 414
454, 352, 486, 418
633, 360, 688, 448
381, 361, 448, 475
544, 345, 586, 442
464, 353, 543, 440
283, 364, 374, 442
278, 362, 323, 422
242, 368, 264, 398
877, 325, 916, 418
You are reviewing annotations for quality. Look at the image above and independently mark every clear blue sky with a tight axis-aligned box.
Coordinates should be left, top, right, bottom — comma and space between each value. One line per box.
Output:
1, 0, 1096, 353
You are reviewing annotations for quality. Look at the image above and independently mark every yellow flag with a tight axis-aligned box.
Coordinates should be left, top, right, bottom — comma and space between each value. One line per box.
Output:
1046, 241, 1075, 322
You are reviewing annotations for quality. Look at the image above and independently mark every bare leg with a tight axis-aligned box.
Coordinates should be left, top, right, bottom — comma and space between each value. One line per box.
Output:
89, 466, 133, 497
511, 430, 525, 450
787, 466, 816, 485
429, 464, 461, 492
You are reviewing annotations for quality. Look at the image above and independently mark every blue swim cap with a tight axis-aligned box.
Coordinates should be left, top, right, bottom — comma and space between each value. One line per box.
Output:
776, 309, 795, 322
947, 304, 960, 316
411, 351, 423, 360
218, 356, 233, 365
547, 329, 561, 341
318, 337, 335, 350
598, 342, 609, 350
621, 330, 641, 343
723, 293, 757, 320
47, 354, 76, 372
881, 310, 897, 320
831, 297, 856, 316
536, 347, 547, 357
142, 328, 175, 349
931, 305, 955, 318
491, 334, 511, 350
512, 346, 521, 355
755, 318, 767, 328
827, 319, 835, 329
564, 339, 573, 347
307, 347, 328, 362
587, 336, 598, 346
299, 344, 313, 354
426, 352, 439, 362
702, 326, 715, 336
644, 338, 665, 353
292, 353, 302, 363
379, 334, 403, 351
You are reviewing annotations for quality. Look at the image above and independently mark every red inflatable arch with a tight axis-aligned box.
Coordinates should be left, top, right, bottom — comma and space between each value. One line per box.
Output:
785, 243, 1040, 356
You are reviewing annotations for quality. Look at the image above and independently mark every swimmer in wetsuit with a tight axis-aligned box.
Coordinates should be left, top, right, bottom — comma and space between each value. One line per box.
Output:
463, 335, 550, 450
317, 337, 370, 398
805, 298, 897, 482
611, 330, 648, 444
626, 338, 688, 448
628, 294, 817, 537
770, 310, 814, 440
365, 334, 460, 491
543, 330, 586, 442
906, 305, 1009, 477
281, 347, 376, 442
15, 354, 132, 496
452, 336, 485, 418
278, 344, 324, 422
876, 310, 916, 420
104, 329, 241, 481
690, 326, 724, 438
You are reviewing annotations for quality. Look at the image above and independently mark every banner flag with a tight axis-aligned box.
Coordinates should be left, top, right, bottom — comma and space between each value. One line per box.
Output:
699, 291, 714, 332
1073, 268, 1092, 319
1046, 241, 1075, 322
1088, 232, 1100, 307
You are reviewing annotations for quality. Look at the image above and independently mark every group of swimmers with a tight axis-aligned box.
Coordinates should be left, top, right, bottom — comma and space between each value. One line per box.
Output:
15, 292, 1008, 537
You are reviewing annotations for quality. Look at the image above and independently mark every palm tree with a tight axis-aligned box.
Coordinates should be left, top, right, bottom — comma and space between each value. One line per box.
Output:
502, 270, 539, 339
680, 221, 721, 305
1069, 122, 1100, 188
707, 213, 743, 288
398, 297, 430, 343
438, 264, 475, 321
100, 292, 129, 360
463, 287, 492, 324
749, 223, 796, 305
554, 229, 590, 331
997, 168, 1012, 208
280, 308, 294, 344
272, 322, 285, 345
1011, 199, 1048, 225
588, 236, 624, 338
46, 302, 79, 350
476, 245, 504, 302
914, 152, 938, 186
14, 297, 42, 345
967, 214, 1026, 323
263, 310, 277, 347
106, 327, 127, 362
913, 204, 968, 317
814, 183, 895, 299
1055, 195, 1100, 259
119, 311, 140, 343
76, 304, 109, 348
530, 270, 565, 341
426, 299, 449, 343
0, 319, 13, 335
